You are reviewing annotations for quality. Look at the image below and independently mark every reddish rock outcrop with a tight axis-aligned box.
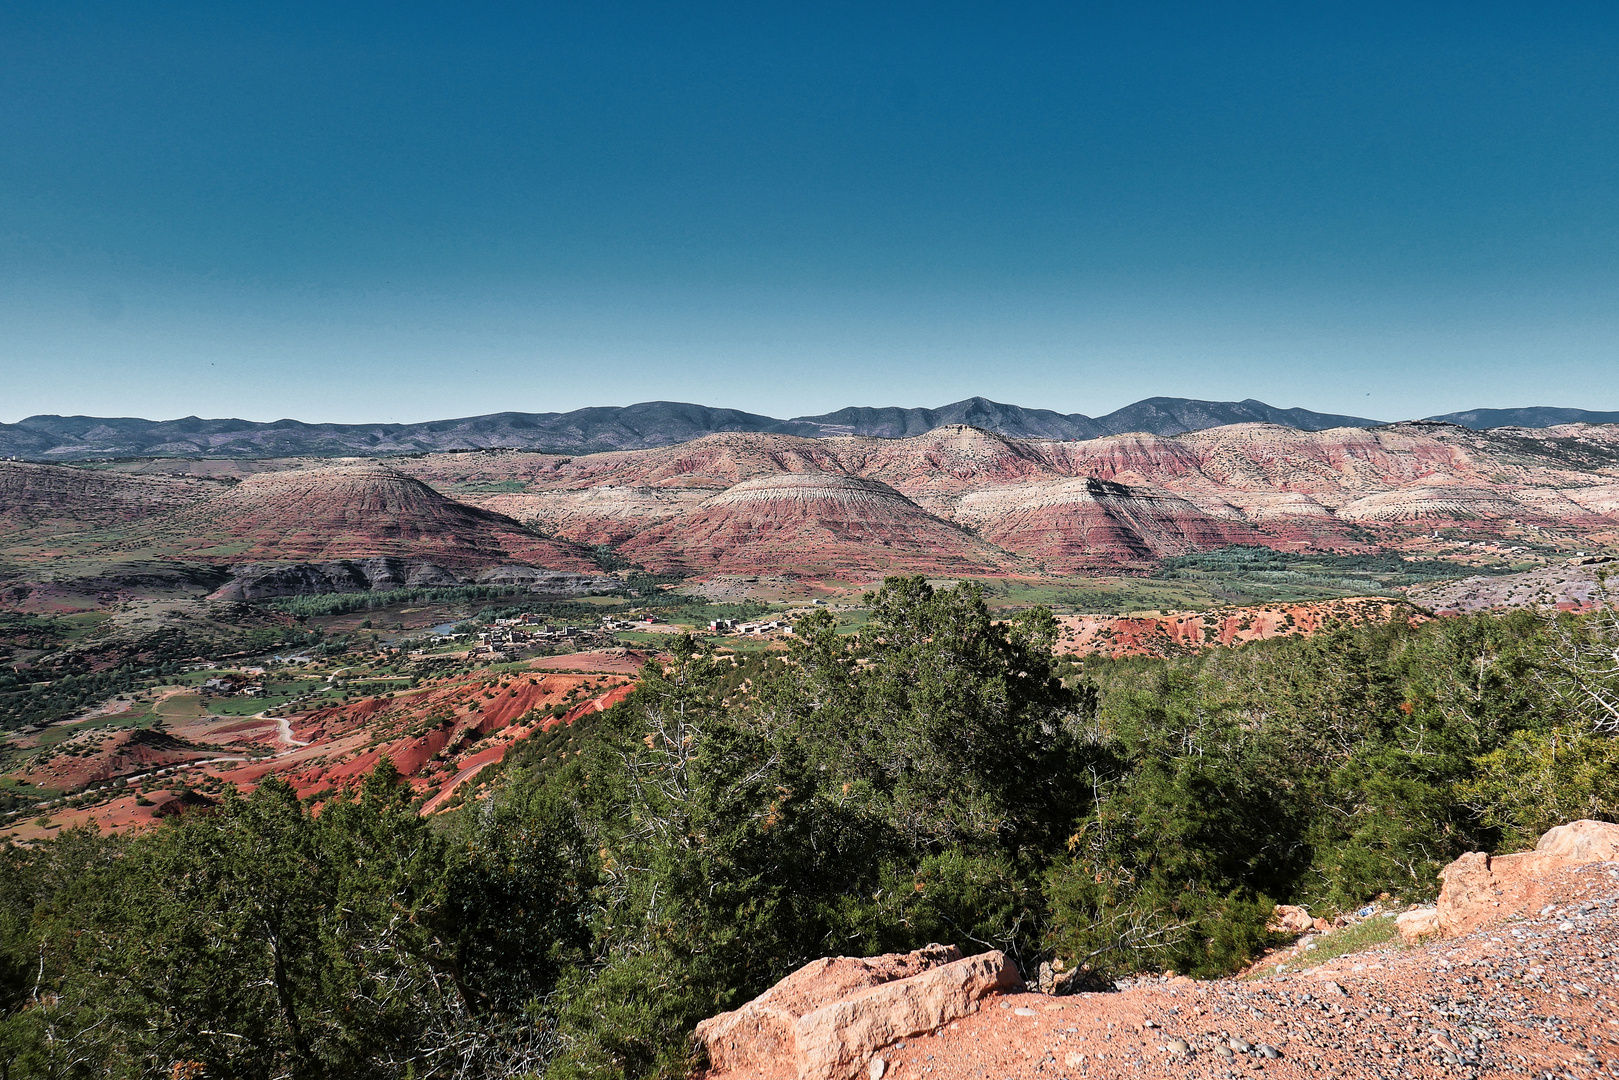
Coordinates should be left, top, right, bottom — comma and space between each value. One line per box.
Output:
796, 951, 1023, 1080
695, 945, 1022, 1080
697, 945, 963, 1075
1537, 817, 1619, 860
1058, 598, 1422, 658
706, 853, 1619, 1080
1394, 907, 1440, 940
1268, 905, 1315, 934
1399, 819, 1619, 941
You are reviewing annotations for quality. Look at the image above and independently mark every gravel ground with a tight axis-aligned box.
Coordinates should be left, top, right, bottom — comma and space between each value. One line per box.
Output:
713, 861, 1619, 1080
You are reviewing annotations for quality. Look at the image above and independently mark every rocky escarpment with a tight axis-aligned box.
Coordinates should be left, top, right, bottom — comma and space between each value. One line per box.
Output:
47, 561, 233, 595
211, 557, 462, 600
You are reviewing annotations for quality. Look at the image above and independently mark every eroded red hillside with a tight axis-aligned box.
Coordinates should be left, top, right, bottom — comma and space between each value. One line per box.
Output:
1058, 598, 1425, 657
154, 464, 596, 570
616, 472, 1012, 575
5, 657, 641, 841
0, 461, 225, 534
401, 421, 1619, 574
8, 420, 1619, 581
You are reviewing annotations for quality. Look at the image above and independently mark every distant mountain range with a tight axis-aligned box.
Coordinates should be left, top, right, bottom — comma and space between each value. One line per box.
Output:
1, 397, 1614, 461
1423, 406, 1619, 429
796, 397, 1385, 440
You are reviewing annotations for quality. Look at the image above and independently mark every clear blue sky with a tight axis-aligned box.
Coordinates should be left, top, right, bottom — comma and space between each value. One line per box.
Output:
3, 2, 1617, 423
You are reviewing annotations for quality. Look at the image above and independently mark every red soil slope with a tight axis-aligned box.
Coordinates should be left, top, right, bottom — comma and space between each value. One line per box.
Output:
14, 727, 224, 791
4, 659, 643, 841
1058, 598, 1424, 657
260, 669, 635, 803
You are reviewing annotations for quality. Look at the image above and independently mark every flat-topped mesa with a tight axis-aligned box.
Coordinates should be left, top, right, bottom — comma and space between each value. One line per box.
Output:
695, 945, 1023, 1080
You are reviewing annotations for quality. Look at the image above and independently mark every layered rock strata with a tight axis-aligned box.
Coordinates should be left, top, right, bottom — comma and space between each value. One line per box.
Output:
9, 418, 1619, 580
617, 473, 1009, 575
158, 464, 595, 570
410, 420, 1619, 574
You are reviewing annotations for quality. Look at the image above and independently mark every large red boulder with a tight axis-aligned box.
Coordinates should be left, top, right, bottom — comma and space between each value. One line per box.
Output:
1398, 819, 1619, 941
695, 944, 1022, 1080
1535, 818, 1619, 861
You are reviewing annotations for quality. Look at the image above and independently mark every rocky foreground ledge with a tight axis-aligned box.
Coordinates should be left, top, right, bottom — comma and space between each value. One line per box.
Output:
1397, 819, 1619, 941
698, 823, 1619, 1080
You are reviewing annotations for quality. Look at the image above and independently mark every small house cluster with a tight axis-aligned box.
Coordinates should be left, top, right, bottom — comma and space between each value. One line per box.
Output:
200, 673, 266, 697
706, 619, 792, 636
471, 619, 620, 656
600, 615, 664, 631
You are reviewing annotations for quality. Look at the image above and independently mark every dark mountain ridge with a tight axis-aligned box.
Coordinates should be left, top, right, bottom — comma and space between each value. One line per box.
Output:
2, 397, 1611, 461
1423, 406, 1619, 430
0, 404, 815, 461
